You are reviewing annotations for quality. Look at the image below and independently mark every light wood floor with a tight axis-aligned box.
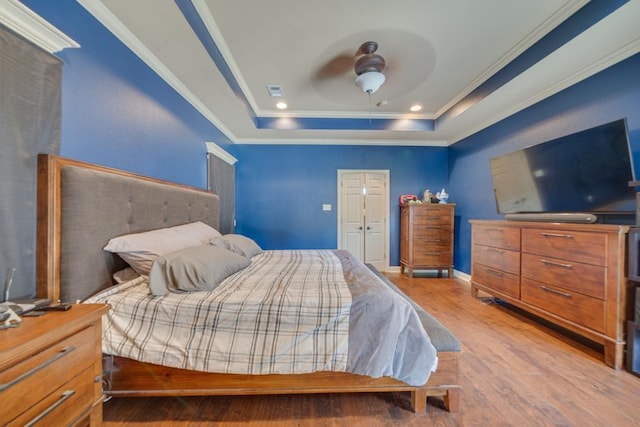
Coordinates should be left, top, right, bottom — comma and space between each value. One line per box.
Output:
102, 273, 640, 426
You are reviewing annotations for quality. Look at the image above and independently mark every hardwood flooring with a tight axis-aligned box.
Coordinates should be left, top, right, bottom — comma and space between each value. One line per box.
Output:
102, 273, 640, 426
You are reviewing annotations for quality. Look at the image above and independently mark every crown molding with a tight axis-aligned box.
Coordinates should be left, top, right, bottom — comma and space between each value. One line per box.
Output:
0, 0, 79, 53
205, 142, 238, 165
445, 0, 640, 146
77, 0, 238, 143
435, 0, 589, 118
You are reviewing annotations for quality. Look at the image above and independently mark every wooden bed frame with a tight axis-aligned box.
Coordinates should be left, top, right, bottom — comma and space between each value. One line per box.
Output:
35, 154, 460, 413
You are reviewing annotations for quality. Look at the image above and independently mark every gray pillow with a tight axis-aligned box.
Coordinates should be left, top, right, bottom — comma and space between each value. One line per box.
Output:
148, 245, 250, 296
210, 234, 263, 259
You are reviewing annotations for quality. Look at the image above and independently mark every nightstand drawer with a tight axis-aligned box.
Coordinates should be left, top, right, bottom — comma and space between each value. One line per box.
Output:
0, 325, 95, 422
6, 367, 96, 427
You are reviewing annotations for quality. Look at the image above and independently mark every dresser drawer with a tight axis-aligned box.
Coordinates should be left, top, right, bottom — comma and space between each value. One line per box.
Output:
472, 263, 520, 298
521, 277, 605, 333
521, 228, 607, 266
521, 253, 605, 300
472, 245, 520, 275
0, 325, 95, 422
473, 225, 520, 251
7, 367, 96, 427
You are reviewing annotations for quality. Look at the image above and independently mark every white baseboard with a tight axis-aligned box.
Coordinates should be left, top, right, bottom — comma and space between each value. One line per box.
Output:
383, 266, 470, 283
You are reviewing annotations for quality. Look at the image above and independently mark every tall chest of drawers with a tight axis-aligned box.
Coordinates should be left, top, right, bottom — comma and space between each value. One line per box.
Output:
400, 204, 455, 278
0, 304, 109, 426
470, 220, 630, 369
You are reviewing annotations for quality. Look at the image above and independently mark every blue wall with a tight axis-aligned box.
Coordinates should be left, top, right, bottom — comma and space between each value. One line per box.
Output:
23, 0, 236, 189
448, 53, 640, 274
21, 0, 640, 274
234, 144, 448, 265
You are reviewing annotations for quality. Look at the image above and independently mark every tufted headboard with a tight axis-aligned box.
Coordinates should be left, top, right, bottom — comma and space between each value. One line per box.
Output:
36, 154, 220, 303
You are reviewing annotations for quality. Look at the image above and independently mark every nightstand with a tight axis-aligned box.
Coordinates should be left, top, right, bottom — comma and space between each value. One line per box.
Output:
0, 304, 109, 426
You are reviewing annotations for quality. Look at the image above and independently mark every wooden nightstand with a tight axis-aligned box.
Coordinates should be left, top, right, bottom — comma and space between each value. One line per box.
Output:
0, 304, 109, 426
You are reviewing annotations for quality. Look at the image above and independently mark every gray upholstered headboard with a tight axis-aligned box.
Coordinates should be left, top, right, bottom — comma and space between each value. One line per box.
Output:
37, 155, 219, 303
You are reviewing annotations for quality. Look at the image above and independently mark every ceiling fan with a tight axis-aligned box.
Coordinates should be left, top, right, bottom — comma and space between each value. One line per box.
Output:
314, 40, 387, 94
353, 41, 386, 94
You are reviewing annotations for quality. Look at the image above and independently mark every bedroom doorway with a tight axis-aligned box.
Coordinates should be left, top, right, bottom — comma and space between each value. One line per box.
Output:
337, 170, 389, 271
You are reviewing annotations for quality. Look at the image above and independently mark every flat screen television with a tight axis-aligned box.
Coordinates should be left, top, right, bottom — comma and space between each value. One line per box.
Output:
490, 118, 636, 223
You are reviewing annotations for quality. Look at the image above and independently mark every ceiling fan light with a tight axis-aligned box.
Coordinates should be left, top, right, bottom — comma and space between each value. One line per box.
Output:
355, 71, 385, 94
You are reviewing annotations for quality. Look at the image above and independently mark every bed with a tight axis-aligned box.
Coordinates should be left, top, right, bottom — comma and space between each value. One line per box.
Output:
35, 154, 460, 413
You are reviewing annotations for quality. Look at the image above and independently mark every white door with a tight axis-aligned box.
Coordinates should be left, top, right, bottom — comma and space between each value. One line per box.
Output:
338, 170, 389, 271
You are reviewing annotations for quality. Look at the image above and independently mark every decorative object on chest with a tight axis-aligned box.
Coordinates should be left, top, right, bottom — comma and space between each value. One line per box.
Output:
0, 304, 109, 426
400, 204, 455, 278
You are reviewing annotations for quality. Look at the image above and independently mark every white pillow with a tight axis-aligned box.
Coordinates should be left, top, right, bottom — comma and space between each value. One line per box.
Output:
104, 221, 222, 275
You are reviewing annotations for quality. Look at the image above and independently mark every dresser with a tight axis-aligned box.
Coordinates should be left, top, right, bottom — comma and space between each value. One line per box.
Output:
0, 304, 109, 426
400, 204, 455, 278
470, 220, 630, 369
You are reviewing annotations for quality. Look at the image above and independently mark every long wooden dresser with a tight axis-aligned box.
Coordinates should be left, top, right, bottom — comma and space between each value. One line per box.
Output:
470, 220, 630, 369
401, 204, 455, 278
0, 304, 109, 426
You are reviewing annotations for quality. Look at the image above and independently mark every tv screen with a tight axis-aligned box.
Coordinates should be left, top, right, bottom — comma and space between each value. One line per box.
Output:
490, 118, 636, 216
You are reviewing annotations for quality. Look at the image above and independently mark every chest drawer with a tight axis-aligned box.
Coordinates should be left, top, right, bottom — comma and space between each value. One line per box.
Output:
472, 263, 520, 299
6, 367, 96, 427
413, 250, 453, 266
0, 325, 95, 423
521, 253, 605, 299
473, 245, 520, 275
412, 208, 453, 225
413, 226, 452, 241
521, 277, 605, 333
473, 225, 520, 251
521, 228, 607, 266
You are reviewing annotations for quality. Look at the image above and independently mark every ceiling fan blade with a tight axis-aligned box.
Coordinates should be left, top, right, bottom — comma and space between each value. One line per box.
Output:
314, 53, 355, 80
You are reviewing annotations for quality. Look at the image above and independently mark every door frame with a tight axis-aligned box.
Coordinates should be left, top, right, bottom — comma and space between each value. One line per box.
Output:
337, 169, 390, 271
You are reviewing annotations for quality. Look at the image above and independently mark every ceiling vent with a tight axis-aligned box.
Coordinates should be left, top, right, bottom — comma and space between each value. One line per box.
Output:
266, 85, 283, 97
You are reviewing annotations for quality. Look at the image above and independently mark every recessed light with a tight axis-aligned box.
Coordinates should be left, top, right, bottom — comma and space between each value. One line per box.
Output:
276, 102, 287, 109
410, 104, 422, 112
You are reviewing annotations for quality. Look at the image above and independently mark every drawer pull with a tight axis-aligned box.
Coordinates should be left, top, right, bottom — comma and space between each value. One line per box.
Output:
0, 346, 75, 392
540, 286, 572, 298
426, 226, 441, 229
425, 252, 441, 256
487, 247, 504, 254
486, 269, 504, 277
540, 259, 573, 269
541, 232, 573, 239
25, 390, 75, 427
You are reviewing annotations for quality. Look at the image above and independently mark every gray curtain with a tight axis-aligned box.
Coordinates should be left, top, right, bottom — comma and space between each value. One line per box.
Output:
0, 24, 62, 300
207, 153, 235, 234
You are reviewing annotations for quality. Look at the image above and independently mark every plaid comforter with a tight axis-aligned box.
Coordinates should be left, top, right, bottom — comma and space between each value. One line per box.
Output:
86, 249, 438, 386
